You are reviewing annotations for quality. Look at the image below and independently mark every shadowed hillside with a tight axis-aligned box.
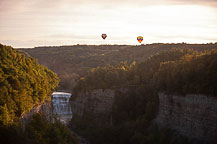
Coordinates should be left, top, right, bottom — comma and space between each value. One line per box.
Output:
70, 48, 217, 144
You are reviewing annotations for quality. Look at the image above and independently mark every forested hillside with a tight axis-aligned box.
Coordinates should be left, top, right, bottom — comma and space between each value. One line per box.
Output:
70, 48, 217, 144
154, 50, 217, 95
0, 44, 59, 125
0, 44, 78, 144
19, 43, 217, 143
19, 43, 217, 91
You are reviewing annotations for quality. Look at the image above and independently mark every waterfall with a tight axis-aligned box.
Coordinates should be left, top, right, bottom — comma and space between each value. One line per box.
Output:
52, 92, 72, 123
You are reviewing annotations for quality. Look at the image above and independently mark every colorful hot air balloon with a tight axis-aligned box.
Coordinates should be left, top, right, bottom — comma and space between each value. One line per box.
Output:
137, 36, 143, 43
102, 34, 107, 40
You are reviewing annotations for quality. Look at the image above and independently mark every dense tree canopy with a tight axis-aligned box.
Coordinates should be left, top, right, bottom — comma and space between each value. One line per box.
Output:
73, 62, 133, 93
0, 44, 79, 144
154, 49, 217, 95
71, 48, 217, 144
20, 43, 217, 91
0, 113, 79, 144
0, 44, 59, 125
25, 113, 79, 144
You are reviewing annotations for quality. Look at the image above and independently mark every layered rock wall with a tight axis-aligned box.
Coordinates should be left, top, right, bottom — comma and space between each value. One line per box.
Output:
20, 102, 53, 128
156, 93, 217, 143
71, 89, 115, 117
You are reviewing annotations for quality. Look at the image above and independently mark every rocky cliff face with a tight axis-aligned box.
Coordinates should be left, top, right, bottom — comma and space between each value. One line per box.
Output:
20, 102, 53, 128
71, 89, 115, 123
156, 93, 217, 143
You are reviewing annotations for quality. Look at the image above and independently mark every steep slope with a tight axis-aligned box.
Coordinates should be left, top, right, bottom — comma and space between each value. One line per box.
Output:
0, 44, 79, 144
70, 48, 217, 144
0, 44, 59, 125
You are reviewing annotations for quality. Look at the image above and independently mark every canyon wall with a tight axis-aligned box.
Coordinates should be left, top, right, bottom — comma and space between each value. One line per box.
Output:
20, 102, 53, 128
71, 89, 115, 123
156, 93, 217, 143
71, 90, 217, 143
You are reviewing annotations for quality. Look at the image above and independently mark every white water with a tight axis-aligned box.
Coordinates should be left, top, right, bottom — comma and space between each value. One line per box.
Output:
52, 92, 72, 124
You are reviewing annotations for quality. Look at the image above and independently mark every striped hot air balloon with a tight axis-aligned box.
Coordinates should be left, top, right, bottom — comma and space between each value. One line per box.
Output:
137, 36, 143, 43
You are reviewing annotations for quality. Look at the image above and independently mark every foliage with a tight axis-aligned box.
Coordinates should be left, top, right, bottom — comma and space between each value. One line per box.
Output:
154, 49, 217, 95
0, 44, 59, 125
70, 48, 217, 144
0, 113, 79, 144
26, 113, 79, 144
0, 44, 79, 144
20, 43, 217, 90
0, 123, 26, 144
73, 62, 132, 93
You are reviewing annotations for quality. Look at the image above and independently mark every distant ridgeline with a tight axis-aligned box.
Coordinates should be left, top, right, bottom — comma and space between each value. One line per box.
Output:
70, 48, 217, 144
0, 44, 59, 125
20, 43, 217, 91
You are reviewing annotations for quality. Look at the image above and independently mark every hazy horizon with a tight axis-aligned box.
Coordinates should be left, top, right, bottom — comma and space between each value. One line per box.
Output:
1, 0, 217, 48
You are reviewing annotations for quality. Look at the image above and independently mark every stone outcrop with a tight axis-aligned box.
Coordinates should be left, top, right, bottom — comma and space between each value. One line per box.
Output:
20, 102, 53, 128
71, 89, 115, 118
156, 93, 217, 143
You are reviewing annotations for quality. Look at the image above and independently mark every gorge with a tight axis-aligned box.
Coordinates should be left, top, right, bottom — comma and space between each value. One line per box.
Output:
7, 44, 217, 144
70, 88, 217, 143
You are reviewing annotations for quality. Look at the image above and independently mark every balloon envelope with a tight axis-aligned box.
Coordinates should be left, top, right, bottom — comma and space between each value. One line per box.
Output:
137, 36, 143, 43
102, 34, 107, 40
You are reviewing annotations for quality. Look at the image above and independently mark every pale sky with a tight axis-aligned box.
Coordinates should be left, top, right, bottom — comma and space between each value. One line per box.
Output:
0, 0, 217, 48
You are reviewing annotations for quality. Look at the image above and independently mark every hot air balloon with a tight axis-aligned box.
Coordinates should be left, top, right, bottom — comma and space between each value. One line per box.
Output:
137, 36, 143, 43
102, 34, 107, 40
